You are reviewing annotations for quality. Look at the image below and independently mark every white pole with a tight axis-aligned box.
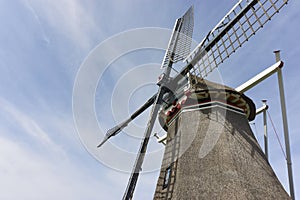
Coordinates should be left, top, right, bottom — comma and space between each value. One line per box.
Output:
274, 50, 295, 200
256, 104, 268, 115
235, 61, 283, 93
262, 100, 268, 160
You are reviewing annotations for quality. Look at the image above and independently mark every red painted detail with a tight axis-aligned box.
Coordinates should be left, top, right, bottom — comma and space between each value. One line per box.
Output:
163, 90, 253, 125
181, 99, 186, 105
163, 97, 250, 125
172, 100, 177, 106
171, 107, 176, 113
166, 111, 171, 116
184, 90, 192, 96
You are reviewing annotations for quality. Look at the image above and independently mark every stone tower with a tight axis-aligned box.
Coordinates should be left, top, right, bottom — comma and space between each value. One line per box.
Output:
154, 79, 290, 199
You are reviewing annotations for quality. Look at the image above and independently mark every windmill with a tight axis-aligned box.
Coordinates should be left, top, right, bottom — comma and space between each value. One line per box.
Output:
97, 0, 293, 199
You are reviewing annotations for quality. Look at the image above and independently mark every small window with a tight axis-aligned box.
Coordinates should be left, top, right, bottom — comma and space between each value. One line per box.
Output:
163, 166, 171, 189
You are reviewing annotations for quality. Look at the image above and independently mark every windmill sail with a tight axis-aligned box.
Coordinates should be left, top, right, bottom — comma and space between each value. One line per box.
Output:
182, 0, 288, 79
161, 5, 194, 68
122, 7, 195, 200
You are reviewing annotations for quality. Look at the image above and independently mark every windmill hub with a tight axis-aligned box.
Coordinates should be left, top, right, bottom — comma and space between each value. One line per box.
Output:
157, 73, 169, 86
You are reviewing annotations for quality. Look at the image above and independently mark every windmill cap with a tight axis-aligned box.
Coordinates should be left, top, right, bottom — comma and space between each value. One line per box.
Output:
158, 78, 256, 131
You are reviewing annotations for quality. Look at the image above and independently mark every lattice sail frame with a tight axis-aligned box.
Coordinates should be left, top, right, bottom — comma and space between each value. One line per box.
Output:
161, 6, 194, 68
184, 0, 288, 79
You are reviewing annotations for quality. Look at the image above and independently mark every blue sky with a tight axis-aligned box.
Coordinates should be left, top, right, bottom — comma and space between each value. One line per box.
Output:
0, 0, 299, 199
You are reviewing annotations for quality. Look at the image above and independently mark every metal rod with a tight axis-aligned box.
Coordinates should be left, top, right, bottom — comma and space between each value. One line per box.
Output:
123, 10, 186, 197
255, 101, 269, 159
122, 87, 166, 200
262, 100, 268, 160
274, 50, 295, 200
154, 133, 167, 145
235, 61, 283, 93
97, 94, 156, 148
256, 104, 268, 115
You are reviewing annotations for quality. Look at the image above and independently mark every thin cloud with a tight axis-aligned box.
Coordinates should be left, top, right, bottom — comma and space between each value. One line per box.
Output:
0, 135, 115, 200
24, 0, 101, 50
23, 0, 50, 44
0, 98, 57, 148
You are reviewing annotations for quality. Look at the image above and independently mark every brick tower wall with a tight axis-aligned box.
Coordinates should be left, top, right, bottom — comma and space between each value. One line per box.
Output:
154, 104, 290, 199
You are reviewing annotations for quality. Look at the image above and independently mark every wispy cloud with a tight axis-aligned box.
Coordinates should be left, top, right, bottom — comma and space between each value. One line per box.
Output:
0, 134, 116, 200
0, 97, 122, 199
23, 0, 50, 44
24, 0, 100, 50
0, 98, 61, 152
